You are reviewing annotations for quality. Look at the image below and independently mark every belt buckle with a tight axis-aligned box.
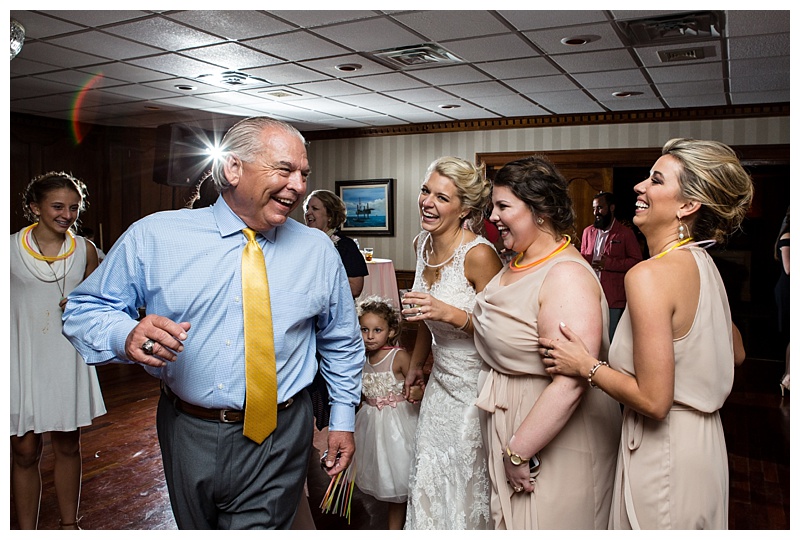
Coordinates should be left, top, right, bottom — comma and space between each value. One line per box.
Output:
219, 409, 237, 423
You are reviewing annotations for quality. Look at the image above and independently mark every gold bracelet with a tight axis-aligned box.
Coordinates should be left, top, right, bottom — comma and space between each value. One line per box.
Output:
587, 361, 609, 389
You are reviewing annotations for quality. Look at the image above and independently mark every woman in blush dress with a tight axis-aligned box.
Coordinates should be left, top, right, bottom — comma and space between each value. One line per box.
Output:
540, 139, 753, 529
401, 157, 502, 530
471, 156, 621, 530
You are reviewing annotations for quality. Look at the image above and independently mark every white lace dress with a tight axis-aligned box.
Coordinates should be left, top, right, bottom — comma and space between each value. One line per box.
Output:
405, 232, 492, 530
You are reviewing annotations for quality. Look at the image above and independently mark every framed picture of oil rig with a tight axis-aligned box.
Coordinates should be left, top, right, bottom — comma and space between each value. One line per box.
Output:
336, 178, 395, 236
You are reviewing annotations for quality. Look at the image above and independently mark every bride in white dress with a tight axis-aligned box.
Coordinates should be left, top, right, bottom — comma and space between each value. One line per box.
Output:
402, 157, 502, 529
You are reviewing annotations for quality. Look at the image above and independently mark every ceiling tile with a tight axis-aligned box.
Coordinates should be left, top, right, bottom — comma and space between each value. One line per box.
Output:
729, 57, 790, 79
103, 84, 182, 101
726, 10, 790, 36
141, 77, 221, 94
78, 62, 172, 84
437, 81, 516, 98
571, 69, 649, 89
499, 10, 607, 31
10, 11, 84, 39
730, 73, 790, 93
103, 17, 222, 51
504, 75, 580, 94
665, 94, 727, 108
524, 21, 625, 54
166, 10, 296, 39
442, 34, 537, 63
299, 54, 391, 78
730, 90, 790, 105
244, 31, 350, 62
128, 54, 223, 79
476, 57, 561, 80
269, 10, 379, 28
468, 94, 546, 117
657, 79, 724, 98
10, 58, 65, 76
551, 48, 637, 73
312, 18, 422, 52
292, 79, 369, 98
245, 63, 331, 85
33, 70, 125, 89
391, 10, 510, 41
728, 33, 790, 60
599, 96, 664, 111
180, 43, 283, 70
347, 72, 426, 92
39, 10, 151, 27
382, 87, 454, 103
47, 31, 162, 61
646, 62, 723, 84
10, 77, 78, 99
17, 42, 108, 68
410, 65, 491, 86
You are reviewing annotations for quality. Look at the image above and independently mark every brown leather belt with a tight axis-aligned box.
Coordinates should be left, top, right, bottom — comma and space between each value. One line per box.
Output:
161, 383, 294, 424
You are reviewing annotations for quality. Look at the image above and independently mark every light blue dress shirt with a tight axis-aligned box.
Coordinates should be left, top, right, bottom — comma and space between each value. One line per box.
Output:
62, 196, 364, 431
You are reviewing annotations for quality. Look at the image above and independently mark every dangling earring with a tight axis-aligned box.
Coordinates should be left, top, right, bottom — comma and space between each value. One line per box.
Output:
677, 215, 687, 240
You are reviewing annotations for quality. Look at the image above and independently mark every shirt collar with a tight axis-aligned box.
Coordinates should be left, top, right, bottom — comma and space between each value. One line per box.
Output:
212, 194, 278, 243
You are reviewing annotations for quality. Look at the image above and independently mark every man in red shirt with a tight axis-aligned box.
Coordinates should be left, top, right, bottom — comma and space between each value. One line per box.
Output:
580, 192, 643, 340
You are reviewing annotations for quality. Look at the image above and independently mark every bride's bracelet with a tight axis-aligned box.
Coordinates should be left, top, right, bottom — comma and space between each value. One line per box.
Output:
456, 310, 471, 331
587, 361, 609, 389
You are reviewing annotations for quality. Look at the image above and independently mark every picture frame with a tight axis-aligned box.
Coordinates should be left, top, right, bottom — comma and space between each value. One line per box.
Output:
335, 178, 395, 236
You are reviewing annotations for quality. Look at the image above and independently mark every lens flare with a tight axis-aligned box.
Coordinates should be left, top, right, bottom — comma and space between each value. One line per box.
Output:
72, 73, 105, 144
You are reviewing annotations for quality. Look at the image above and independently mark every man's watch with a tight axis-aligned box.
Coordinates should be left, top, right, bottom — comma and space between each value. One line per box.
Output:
506, 446, 529, 466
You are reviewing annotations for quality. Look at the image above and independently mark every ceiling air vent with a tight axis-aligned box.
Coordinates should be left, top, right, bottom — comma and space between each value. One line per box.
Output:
259, 86, 304, 99
369, 43, 465, 70
658, 46, 714, 63
196, 71, 270, 89
617, 11, 724, 46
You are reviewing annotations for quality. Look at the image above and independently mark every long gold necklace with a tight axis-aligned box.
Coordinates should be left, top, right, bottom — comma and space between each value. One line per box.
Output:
29, 228, 69, 303
509, 235, 571, 272
652, 237, 693, 259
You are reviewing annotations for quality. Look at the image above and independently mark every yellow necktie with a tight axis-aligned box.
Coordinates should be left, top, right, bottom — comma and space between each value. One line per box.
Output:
241, 228, 277, 443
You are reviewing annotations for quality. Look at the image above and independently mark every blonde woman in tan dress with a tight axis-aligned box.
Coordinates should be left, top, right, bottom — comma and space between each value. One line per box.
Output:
540, 139, 752, 529
472, 156, 622, 529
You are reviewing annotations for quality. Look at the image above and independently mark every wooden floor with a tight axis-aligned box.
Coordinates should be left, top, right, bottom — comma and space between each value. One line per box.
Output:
10, 357, 790, 530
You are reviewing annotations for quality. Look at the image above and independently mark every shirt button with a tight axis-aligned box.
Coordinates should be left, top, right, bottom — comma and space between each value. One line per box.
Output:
226, 340, 231, 346
234, 297, 241, 303
217, 384, 224, 390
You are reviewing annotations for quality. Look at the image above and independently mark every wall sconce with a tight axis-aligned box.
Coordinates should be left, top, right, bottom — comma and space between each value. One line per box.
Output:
11, 18, 25, 60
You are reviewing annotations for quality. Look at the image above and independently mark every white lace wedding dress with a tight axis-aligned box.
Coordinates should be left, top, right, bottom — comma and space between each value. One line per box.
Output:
404, 231, 492, 530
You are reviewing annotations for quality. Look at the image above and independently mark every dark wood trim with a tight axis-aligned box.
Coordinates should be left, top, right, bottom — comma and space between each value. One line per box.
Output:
305, 103, 789, 141
477, 144, 790, 170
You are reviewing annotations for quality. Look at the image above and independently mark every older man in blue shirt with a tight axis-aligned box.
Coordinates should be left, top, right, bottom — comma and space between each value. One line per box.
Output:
62, 117, 364, 529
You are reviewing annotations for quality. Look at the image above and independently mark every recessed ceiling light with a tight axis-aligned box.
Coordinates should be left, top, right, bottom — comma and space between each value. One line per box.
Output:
612, 91, 644, 98
175, 84, 195, 91
335, 63, 362, 72
561, 35, 600, 46
439, 104, 461, 110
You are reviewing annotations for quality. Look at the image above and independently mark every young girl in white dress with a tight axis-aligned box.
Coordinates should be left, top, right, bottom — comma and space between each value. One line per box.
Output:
354, 296, 423, 530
